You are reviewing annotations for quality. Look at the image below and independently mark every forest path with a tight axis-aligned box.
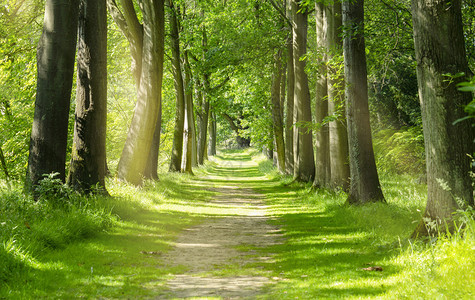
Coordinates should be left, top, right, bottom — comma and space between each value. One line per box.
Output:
159, 151, 284, 298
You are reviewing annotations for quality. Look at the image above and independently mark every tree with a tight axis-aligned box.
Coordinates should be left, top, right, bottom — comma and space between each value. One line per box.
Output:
107, 0, 165, 185
411, 0, 474, 236
343, 0, 384, 204
271, 49, 285, 173
292, 0, 315, 182
326, 1, 350, 191
285, 1, 295, 176
68, 0, 108, 193
182, 50, 195, 173
168, 0, 186, 173
26, 0, 79, 192
314, 1, 330, 188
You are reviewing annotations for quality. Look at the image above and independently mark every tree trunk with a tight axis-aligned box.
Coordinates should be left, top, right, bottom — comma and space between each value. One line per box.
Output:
343, 0, 384, 204
314, 2, 330, 188
208, 111, 217, 156
116, 0, 165, 185
197, 79, 210, 165
168, 1, 185, 173
292, 0, 315, 182
68, 0, 108, 193
143, 105, 162, 180
181, 51, 194, 173
285, 0, 294, 176
271, 49, 285, 173
327, 2, 350, 191
0, 146, 9, 180
26, 0, 79, 192
411, 0, 474, 236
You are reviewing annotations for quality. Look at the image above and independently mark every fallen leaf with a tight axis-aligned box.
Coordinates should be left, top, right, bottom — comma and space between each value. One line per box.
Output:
362, 266, 383, 271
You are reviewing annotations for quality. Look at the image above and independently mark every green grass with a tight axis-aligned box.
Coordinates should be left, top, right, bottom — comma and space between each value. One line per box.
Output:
1, 149, 474, 299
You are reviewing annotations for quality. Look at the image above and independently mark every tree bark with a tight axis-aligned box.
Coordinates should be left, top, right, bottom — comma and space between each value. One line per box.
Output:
0, 146, 9, 180
285, 0, 295, 175
68, 0, 108, 194
271, 49, 286, 173
343, 0, 384, 204
197, 78, 210, 165
292, 0, 315, 182
26, 0, 79, 192
411, 0, 474, 236
181, 51, 194, 173
327, 2, 350, 191
314, 2, 330, 188
168, 0, 185, 173
115, 0, 165, 185
208, 111, 217, 156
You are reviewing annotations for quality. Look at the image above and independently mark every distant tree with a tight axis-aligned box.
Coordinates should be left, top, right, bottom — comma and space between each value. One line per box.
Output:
285, 0, 295, 175
342, 0, 384, 204
182, 51, 195, 173
26, 0, 79, 192
68, 0, 108, 193
271, 49, 285, 173
411, 0, 474, 236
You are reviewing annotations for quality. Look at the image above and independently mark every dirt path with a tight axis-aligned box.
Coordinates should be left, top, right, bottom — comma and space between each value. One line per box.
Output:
161, 157, 283, 299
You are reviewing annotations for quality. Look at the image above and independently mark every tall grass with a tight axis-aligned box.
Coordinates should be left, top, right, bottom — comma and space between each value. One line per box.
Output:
0, 178, 114, 289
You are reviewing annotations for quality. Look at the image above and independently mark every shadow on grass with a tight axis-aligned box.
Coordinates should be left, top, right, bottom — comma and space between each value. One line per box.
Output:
253, 181, 403, 298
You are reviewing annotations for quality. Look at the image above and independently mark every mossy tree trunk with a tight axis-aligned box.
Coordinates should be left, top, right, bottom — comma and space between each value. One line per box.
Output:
343, 0, 384, 204
68, 0, 108, 194
411, 0, 474, 236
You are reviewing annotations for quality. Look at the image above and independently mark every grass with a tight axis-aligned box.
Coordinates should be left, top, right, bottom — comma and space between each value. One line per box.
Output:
1, 148, 474, 299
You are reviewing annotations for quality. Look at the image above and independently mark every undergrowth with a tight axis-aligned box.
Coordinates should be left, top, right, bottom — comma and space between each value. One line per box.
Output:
0, 176, 114, 287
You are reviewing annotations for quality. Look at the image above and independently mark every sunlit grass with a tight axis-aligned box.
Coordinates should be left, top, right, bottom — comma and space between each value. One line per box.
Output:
1, 149, 473, 298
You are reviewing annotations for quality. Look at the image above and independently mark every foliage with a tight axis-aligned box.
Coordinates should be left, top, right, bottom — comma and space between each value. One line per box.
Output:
0, 0, 43, 180
373, 126, 425, 176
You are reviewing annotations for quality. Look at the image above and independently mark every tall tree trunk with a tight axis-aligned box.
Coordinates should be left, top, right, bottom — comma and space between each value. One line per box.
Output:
168, 1, 185, 172
327, 2, 350, 191
0, 146, 9, 180
181, 51, 194, 173
343, 0, 384, 204
285, 0, 294, 175
314, 2, 330, 188
292, 0, 315, 182
197, 79, 210, 165
411, 0, 474, 236
68, 0, 108, 193
208, 111, 217, 156
26, 0, 79, 192
271, 49, 285, 173
115, 0, 165, 185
